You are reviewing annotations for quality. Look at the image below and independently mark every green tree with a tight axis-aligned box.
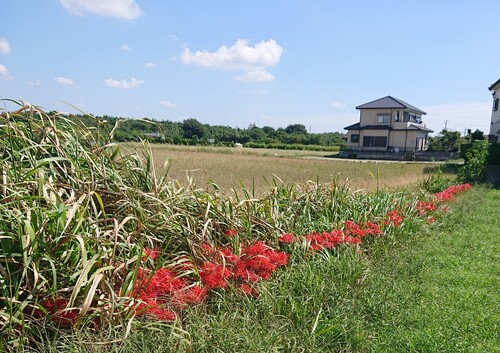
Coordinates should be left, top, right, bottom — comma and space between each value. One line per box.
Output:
428, 130, 462, 152
182, 118, 207, 139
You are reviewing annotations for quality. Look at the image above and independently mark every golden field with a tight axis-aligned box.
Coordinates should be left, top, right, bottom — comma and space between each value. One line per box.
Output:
121, 143, 441, 195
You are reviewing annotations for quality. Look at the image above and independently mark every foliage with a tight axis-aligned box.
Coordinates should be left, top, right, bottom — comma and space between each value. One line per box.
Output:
427, 129, 462, 152
458, 140, 489, 182
32, 109, 345, 150
470, 128, 485, 141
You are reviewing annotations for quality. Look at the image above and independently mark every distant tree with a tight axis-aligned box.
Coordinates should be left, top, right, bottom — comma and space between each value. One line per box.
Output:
285, 124, 308, 135
182, 118, 207, 139
427, 129, 462, 152
470, 129, 485, 141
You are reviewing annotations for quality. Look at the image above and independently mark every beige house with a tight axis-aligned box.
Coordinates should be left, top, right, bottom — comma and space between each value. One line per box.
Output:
344, 96, 433, 152
488, 78, 500, 143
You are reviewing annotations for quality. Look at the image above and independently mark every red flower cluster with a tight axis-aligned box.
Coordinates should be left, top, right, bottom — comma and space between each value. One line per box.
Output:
384, 210, 403, 227
133, 267, 207, 320
278, 220, 383, 252
224, 228, 238, 237
434, 184, 472, 203
416, 200, 437, 214
200, 241, 289, 290
36, 297, 79, 326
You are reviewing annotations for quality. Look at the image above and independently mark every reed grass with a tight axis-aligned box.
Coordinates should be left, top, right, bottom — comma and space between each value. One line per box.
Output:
0, 100, 457, 351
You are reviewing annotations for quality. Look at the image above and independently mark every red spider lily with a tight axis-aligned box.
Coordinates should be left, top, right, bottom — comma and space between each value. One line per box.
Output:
199, 262, 232, 289
134, 268, 188, 299
37, 297, 79, 326
364, 222, 382, 235
344, 220, 366, 237
238, 283, 259, 297
224, 228, 238, 237
416, 200, 438, 215
305, 230, 343, 251
384, 210, 403, 227
278, 233, 295, 244
143, 247, 160, 260
171, 285, 207, 307
137, 299, 177, 321
434, 184, 472, 202
342, 235, 362, 244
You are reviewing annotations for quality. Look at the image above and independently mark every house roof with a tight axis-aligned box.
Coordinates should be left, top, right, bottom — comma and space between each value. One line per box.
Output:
344, 123, 392, 131
344, 122, 433, 133
489, 78, 500, 91
405, 123, 433, 133
355, 96, 426, 115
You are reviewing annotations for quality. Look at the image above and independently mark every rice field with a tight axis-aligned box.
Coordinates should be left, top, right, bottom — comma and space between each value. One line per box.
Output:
122, 143, 443, 195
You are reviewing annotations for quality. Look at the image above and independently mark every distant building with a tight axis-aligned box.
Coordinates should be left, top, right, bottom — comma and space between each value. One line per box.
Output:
344, 96, 433, 152
488, 78, 500, 143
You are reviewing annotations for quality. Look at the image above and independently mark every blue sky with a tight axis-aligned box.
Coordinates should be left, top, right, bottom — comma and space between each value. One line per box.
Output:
1, 0, 498, 135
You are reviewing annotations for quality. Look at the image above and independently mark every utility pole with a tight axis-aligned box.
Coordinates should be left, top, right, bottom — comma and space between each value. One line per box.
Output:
444, 120, 448, 131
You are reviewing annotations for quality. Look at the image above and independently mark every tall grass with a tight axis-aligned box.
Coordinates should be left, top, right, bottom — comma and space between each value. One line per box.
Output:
0, 100, 455, 351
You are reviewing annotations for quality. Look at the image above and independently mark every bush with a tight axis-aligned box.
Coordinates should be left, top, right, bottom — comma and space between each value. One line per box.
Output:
458, 140, 489, 183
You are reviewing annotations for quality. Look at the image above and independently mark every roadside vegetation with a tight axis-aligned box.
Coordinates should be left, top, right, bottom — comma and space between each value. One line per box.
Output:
0, 100, 497, 352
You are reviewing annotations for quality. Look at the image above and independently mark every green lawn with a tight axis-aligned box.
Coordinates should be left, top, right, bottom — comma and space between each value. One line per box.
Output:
353, 187, 500, 352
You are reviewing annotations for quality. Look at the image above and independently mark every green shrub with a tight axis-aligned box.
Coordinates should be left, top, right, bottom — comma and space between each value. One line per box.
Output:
458, 140, 489, 183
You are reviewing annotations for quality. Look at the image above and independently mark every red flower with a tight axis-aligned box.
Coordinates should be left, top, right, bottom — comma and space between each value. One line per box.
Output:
143, 247, 160, 260
224, 228, 238, 237
239, 284, 259, 297
385, 210, 403, 227
278, 233, 295, 244
199, 262, 232, 289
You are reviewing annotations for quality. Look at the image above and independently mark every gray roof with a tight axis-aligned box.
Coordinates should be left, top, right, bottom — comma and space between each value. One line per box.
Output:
344, 122, 433, 133
489, 78, 500, 91
356, 96, 426, 115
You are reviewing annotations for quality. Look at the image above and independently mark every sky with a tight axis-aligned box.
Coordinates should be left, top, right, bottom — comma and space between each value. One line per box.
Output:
1, 0, 499, 135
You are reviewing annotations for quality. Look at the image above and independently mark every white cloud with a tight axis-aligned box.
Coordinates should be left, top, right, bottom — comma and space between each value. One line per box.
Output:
27, 80, 43, 86
234, 70, 274, 82
120, 43, 132, 51
180, 39, 283, 74
104, 77, 144, 89
422, 102, 491, 135
145, 62, 157, 68
160, 100, 177, 108
0, 64, 13, 80
0, 38, 11, 55
332, 101, 346, 108
60, 0, 142, 19
55, 76, 75, 86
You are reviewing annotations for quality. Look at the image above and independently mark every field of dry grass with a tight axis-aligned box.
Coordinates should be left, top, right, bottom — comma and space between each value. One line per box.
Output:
122, 143, 442, 195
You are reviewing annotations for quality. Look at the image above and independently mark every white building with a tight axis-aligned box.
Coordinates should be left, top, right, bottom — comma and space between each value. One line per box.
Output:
488, 78, 500, 143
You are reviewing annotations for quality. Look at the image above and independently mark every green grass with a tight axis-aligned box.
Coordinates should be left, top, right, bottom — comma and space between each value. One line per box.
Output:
28, 187, 499, 353
352, 187, 500, 352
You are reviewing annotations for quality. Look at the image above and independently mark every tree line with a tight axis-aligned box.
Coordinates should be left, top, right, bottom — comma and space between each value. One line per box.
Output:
66, 113, 345, 149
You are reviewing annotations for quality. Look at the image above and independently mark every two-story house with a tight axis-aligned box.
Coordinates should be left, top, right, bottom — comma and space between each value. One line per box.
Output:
488, 78, 500, 143
344, 96, 433, 152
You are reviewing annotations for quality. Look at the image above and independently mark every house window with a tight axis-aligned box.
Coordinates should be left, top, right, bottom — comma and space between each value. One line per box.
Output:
363, 136, 387, 147
377, 114, 390, 124
494, 98, 499, 111
350, 134, 360, 143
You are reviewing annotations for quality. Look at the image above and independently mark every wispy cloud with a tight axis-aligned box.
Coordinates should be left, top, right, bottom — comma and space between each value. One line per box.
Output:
181, 39, 283, 82
144, 62, 157, 68
160, 100, 177, 108
60, 0, 142, 19
120, 43, 132, 51
332, 101, 346, 108
27, 80, 43, 86
0, 64, 12, 80
55, 76, 75, 86
104, 77, 144, 89
234, 70, 274, 82
0, 38, 11, 55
